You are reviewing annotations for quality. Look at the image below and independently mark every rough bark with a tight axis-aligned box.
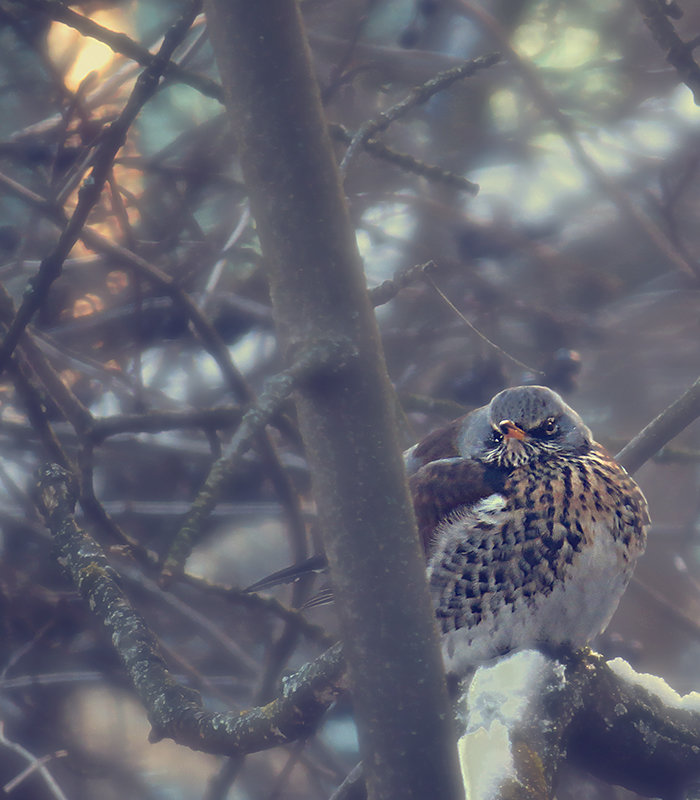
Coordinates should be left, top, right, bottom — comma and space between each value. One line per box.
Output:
202, 2, 464, 799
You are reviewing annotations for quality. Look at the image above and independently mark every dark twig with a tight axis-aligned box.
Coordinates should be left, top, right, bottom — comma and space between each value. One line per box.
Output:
367, 260, 433, 307
616, 375, 700, 474
17, 0, 223, 102
634, 0, 700, 104
0, 283, 94, 437
422, 262, 544, 375
4, 359, 74, 472
0, 0, 203, 374
88, 406, 244, 444
35, 463, 348, 755
339, 52, 501, 175
330, 123, 479, 194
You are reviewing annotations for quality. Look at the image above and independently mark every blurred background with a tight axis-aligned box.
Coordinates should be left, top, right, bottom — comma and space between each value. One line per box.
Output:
0, 0, 699, 797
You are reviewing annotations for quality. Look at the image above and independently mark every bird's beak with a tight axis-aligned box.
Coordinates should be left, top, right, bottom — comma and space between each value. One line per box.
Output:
499, 420, 527, 440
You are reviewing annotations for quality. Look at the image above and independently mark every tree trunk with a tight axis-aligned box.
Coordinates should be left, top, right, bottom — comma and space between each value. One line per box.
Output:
203, 2, 464, 798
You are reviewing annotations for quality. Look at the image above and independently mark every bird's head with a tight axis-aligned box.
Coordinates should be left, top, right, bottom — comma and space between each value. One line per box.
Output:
457, 385, 593, 469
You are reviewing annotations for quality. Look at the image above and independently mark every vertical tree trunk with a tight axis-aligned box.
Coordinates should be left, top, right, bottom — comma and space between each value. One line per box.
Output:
203, 2, 464, 798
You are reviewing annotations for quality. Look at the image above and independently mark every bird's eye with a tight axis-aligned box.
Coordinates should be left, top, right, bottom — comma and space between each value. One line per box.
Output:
542, 417, 558, 436
490, 428, 504, 445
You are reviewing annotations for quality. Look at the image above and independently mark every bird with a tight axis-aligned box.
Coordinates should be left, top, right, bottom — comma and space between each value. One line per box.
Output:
405, 384, 650, 675
247, 385, 650, 676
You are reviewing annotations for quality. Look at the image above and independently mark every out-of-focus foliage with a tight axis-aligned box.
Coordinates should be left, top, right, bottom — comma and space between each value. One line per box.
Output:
0, 0, 698, 798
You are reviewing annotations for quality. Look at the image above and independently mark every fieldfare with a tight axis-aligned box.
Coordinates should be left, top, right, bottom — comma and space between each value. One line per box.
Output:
248, 385, 650, 675
405, 385, 650, 674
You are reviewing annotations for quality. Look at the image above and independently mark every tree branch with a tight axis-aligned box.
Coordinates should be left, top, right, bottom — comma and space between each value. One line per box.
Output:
35, 463, 347, 756
460, 649, 700, 799
339, 52, 500, 175
634, 0, 700, 105
616, 375, 700, 474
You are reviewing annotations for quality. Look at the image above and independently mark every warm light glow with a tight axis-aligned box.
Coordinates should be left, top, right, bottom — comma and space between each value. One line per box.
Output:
106, 270, 129, 294
72, 293, 105, 318
47, 8, 134, 92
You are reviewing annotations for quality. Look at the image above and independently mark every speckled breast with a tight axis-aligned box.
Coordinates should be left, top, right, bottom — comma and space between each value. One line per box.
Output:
428, 449, 649, 673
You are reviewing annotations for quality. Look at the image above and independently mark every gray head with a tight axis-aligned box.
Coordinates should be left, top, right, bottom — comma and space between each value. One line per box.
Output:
456, 385, 593, 468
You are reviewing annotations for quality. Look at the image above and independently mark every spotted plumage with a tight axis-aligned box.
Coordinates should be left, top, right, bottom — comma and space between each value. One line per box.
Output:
406, 385, 650, 675
247, 385, 649, 677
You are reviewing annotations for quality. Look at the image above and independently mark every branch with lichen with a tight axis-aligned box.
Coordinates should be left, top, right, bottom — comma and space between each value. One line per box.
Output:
35, 462, 347, 755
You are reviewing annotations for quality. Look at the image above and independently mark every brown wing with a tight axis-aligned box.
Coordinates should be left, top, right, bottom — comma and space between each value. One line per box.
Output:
408, 458, 506, 556
405, 415, 469, 472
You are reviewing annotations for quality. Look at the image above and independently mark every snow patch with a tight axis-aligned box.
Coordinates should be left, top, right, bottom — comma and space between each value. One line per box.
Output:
607, 658, 700, 712
459, 650, 560, 799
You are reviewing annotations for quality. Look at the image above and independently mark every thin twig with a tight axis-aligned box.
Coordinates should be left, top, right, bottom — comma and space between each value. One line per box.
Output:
330, 123, 479, 194
0, 0, 203, 373
0, 723, 69, 800
368, 260, 432, 307
634, 0, 700, 104
161, 336, 358, 584
422, 262, 544, 375
339, 51, 500, 175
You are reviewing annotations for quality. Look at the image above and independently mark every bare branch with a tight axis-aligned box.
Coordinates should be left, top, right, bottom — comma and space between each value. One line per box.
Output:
330, 123, 480, 194
35, 463, 347, 756
616, 375, 700, 473
634, 0, 700, 104
339, 52, 501, 175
